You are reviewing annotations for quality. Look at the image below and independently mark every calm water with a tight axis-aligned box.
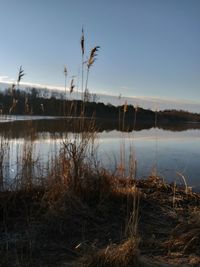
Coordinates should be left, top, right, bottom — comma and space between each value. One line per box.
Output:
0, 116, 200, 190
98, 129, 200, 190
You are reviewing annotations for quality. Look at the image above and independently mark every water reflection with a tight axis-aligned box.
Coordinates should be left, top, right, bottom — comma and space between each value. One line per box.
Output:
0, 117, 200, 191
98, 129, 200, 189
1, 115, 200, 138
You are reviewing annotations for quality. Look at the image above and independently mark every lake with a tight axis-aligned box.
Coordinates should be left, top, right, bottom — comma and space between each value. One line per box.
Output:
0, 115, 200, 191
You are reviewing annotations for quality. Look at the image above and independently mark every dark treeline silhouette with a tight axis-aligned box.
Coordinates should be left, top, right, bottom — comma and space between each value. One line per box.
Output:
0, 88, 200, 125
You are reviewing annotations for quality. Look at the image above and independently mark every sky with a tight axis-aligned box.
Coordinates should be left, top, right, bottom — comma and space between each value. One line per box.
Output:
0, 0, 200, 111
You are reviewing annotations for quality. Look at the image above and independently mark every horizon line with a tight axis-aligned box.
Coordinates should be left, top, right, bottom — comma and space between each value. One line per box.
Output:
0, 79, 200, 111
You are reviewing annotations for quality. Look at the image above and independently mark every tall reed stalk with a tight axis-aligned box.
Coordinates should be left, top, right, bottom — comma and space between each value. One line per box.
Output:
0, 138, 9, 190
81, 27, 84, 102
118, 100, 128, 178
9, 66, 25, 114
118, 93, 122, 131
151, 105, 158, 177
126, 185, 140, 240
63, 66, 68, 116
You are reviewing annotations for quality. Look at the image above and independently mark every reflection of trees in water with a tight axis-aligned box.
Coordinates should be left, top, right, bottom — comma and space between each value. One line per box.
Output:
0, 118, 200, 139
157, 123, 200, 132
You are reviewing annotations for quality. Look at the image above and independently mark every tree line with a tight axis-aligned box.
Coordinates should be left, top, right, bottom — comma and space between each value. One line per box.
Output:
0, 87, 200, 124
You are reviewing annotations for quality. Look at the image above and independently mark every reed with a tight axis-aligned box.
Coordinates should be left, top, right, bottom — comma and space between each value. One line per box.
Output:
9, 66, 25, 114
84, 46, 100, 102
176, 171, 188, 194
63, 65, 68, 116
17, 65, 25, 88
0, 138, 9, 190
81, 27, 85, 102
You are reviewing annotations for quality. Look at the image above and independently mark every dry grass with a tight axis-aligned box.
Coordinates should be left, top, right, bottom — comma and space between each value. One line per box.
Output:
0, 173, 200, 266
77, 239, 139, 267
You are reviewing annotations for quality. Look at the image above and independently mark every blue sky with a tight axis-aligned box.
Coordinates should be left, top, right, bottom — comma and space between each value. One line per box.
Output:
0, 0, 199, 108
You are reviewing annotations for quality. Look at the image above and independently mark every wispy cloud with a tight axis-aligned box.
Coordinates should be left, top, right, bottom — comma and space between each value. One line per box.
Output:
0, 76, 9, 81
0, 79, 68, 91
20, 81, 66, 91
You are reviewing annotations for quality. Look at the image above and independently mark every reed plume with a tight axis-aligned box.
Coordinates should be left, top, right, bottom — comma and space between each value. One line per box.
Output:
70, 78, 75, 94
64, 65, 68, 77
17, 65, 25, 87
85, 46, 100, 101
9, 66, 25, 114
18, 66, 26, 114
81, 27, 84, 56
87, 46, 100, 69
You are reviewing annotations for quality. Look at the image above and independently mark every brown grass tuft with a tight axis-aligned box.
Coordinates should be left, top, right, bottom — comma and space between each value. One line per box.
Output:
79, 239, 139, 267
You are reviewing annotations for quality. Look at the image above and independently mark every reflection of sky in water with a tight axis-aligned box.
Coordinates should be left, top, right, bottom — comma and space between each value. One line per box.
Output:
98, 129, 200, 190
2, 128, 200, 190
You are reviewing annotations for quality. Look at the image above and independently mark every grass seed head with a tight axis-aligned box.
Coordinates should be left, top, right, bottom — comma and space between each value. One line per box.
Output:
81, 27, 85, 55
64, 66, 68, 77
17, 65, 25, 85
70, 78, 75, 94
88, 46, 100, 69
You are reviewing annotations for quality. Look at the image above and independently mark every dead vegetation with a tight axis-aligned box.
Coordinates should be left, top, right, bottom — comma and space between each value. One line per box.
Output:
0, 173, 200, 267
